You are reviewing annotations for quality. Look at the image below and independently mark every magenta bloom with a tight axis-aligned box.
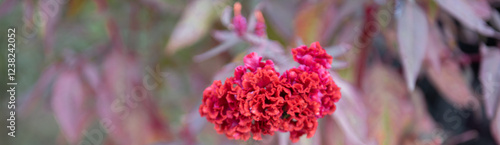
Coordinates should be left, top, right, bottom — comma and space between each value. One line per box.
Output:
200, 42, 341, 142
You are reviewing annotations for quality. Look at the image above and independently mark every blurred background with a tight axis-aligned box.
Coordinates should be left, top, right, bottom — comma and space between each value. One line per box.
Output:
0, 0, 500, 144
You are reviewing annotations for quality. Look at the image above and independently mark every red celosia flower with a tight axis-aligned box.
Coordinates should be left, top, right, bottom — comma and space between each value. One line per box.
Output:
200, 42, 341, 143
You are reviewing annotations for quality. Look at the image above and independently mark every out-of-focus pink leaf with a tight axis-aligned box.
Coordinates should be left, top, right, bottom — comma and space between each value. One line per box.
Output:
493, 104, 500, 144
491, 11, 500, 31
245, 37, 291, 71
96, 89, 131, 145
425, 24, 446, 70
99, 49, 172, 144
103, 49, 141, 99
263, 0, 296, 41
37, 0, 62, 54
212, 30, 236, 41
166, 0, 216, 54
330, 73, 373, 145
435, 0, 499, 37
334, 19, 362, 45
20, 64, 60, 115
193, 38, 240, 62
321, 117, 346, 145
179, 106, 206, 144
213, 62, 238, 81
0, 0, 17, 17
247, 12, 257, 33
220, 6, 232, 28
51, 67, 91, 144
466, 0, 492, 19
397, 1, 428, 91
278, 132, 288, 145
139, 0, 181, 14
426, 60, 479, 109
326, 43, 351, 69
409, 90, 442, 144
321, 0, 364, 43
479, 44, 500, 119
362, 64, 415, 145
81, 61, 101, 92
294, 1, 327, 44
446, 130, 479, 145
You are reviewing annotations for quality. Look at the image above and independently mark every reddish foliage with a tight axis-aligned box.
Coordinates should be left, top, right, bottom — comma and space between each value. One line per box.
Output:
200, 42, 341, 142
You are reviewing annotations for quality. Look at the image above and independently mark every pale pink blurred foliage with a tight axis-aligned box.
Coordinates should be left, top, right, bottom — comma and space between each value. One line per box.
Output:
10, 0, 500, 144
51, 60, 94, 143
494, 104, 500, 144
22, 49, 172, 145
480, 44, 500, 118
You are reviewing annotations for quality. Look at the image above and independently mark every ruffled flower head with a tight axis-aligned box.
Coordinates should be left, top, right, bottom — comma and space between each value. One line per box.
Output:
200, 42, 341, 142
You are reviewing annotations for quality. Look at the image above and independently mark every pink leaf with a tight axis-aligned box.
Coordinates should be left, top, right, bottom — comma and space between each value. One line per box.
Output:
212, 30, 236, 41
220, 6, 232, 28
493, 104, 500, 144
397, 1, 428, 91
0, 0, 17, 17
361, 64, 415, 145
435, 0, 499, 37
165, 0, 216, 54
20, 64, 60, 115
98, 50, 172, 144
425, 24, 447, 70
193, 38, 240, 62
52, 67, 91, 143
330, 73, 374, 145
466, 0, 492, 19
263, 0, 295, 40
321, 0, 364, 43
479, 44, 500, 119
103, 49, 142, 98
426, 60, 479, 109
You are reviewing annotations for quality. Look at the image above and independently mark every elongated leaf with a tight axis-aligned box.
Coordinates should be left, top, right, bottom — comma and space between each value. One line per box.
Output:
220, 6, 232, 28
165, 0, 216, 54
212, 30, 236, 41
321, 0, 364, 42
435, 0, 498, 37
294, 1, 327, 44
103, 49, 141, 99
397, 1, 428, 91
479, 44, 500, 119
426, 60, 479, 109
466, 0, 492, 19
330, 74, 373, 145
491, 11, 500, 31
493, 104, 500, 144
362, 64, 415, 145
425, 24, 446, 70
52, 67, 91, 143
263, 0, 296, 40
193, 38, 240, 62
99, 50, 172, 144
326, 44, 351, 69
0, 0, 17, 17
20, 64, 60, 115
